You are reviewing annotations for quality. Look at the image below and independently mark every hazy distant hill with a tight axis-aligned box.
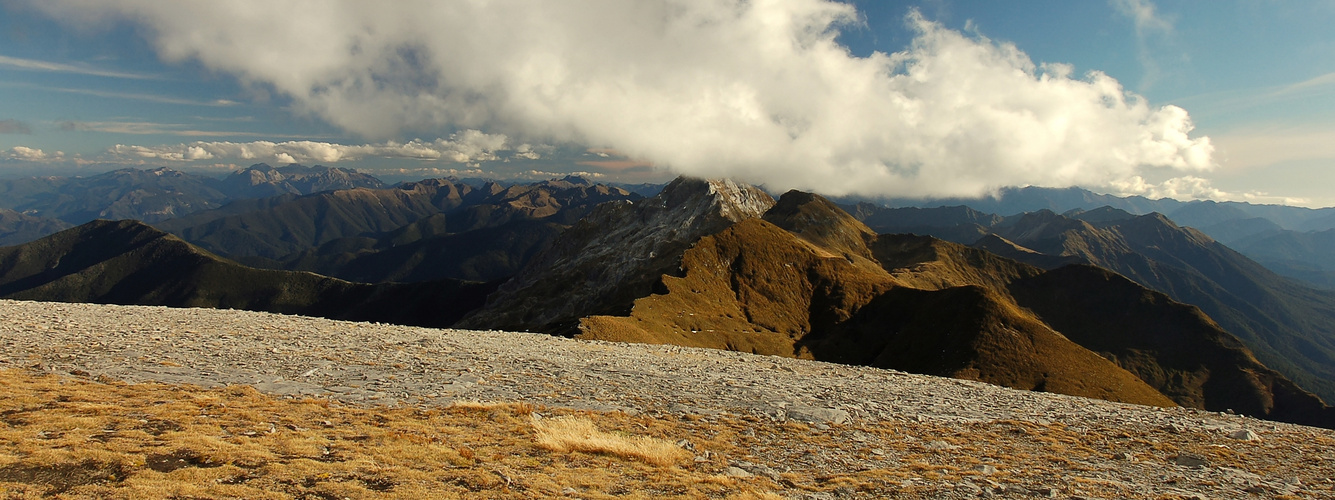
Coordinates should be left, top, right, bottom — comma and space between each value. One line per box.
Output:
0, 168, 230, 224
270, 179, 638, 283
155, 179, 482, 260
158, 177, 639, 282
215, 163, 385, 199
1226, 229, 1335, 289
857, 185, 1335, 232
0, 220, 490, 327
0, 208, 70, 246
0, 165, 384, 245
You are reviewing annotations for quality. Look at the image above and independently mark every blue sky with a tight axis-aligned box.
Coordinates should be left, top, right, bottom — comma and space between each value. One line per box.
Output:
2, 1, 1333, 207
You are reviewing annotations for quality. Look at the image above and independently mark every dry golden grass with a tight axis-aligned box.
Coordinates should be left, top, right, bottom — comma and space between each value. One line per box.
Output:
1, 368, 1331, 499
0, 369, 779, 499
532, 416, 690, 466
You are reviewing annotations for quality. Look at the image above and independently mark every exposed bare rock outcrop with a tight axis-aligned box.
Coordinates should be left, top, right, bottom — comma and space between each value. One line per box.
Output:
459, 177, 774, 334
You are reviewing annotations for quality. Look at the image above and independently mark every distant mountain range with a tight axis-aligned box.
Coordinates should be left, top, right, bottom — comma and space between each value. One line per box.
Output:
0, 163, 382, 230
849, 186, 1335, 290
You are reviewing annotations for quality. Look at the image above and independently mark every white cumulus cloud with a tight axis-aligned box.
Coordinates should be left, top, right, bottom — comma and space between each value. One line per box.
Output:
4, 146, 63, 161
33, 0, 1214, 198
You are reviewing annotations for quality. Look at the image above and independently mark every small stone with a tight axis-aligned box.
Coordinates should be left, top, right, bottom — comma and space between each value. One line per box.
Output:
973, 464, 997, 475
785, 405, 849, 425
1228, 429, 1260, 441
1175, 453, 1210, 468
723, 466, 753, 478
1112, 451, 1131, 460
925, 440, 957, 450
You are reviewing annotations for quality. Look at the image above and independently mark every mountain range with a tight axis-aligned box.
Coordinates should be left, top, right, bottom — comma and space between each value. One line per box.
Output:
4, 171, 1335, 428
850, 187, 1335, 290
5, 177, 1334, 428
0, 164, 382, 230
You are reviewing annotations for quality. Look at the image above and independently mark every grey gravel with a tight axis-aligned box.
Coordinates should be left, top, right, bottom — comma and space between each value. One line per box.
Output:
3, 299, 1334, 499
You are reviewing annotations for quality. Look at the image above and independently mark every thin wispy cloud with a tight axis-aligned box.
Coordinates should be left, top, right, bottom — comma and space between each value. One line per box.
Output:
1110, 0, 1179, 91
0, 54, 154, 79
59, 120, 309, 138
46, 86, 239, 107
0, 119, 33, 134
1269, 72, 1335, 98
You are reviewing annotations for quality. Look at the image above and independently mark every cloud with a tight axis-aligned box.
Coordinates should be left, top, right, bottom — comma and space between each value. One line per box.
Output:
40, 86, 239, 107
0, 119, 32, 134
520, 170, 605, 179
29, 1, 1214, 199
59, 120, 305, 138
0, 54, 153, 79
1110, 0, 1178, 90
4, 146, 63, 161
1102, 174, 1311, 206
102, 131, 529, 164
1104, 175, 1227, 201
1211, 125, 1335, 169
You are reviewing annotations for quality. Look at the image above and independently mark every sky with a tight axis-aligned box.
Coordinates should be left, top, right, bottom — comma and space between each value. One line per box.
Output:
1, 0, 1333, 207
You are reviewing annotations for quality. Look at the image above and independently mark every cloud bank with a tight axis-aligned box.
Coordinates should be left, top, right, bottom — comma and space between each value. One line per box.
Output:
103, 131, 527, 165
31, 0, 1214, 198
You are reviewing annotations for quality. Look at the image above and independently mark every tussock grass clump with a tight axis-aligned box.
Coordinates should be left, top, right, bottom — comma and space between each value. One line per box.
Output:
532, 415, 689, 466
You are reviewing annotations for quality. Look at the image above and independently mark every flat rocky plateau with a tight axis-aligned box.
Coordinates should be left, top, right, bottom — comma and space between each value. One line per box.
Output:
1, 299, 1331, 499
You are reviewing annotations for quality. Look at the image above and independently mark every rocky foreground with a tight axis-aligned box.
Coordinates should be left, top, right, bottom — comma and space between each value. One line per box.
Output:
1, 299, 1331, 499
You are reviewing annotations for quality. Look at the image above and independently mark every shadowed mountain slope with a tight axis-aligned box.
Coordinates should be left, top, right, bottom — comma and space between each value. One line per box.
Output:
860, 231, 1335, 428
1007, 265, 1335, 427
157, 178, 637, 272
280, 220, 568, 283
155, 179, 481, 260
845, 204, 1335, 404
576, 192, 1173, 407
245, 180, 638, 283
0, 220, 491, 327
572, 189, 1335, 426
987, 210, 1335, 403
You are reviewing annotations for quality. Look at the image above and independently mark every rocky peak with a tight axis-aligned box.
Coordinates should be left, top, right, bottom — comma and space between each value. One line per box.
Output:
459, 176, 774, 334
660, 177, 775, 223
